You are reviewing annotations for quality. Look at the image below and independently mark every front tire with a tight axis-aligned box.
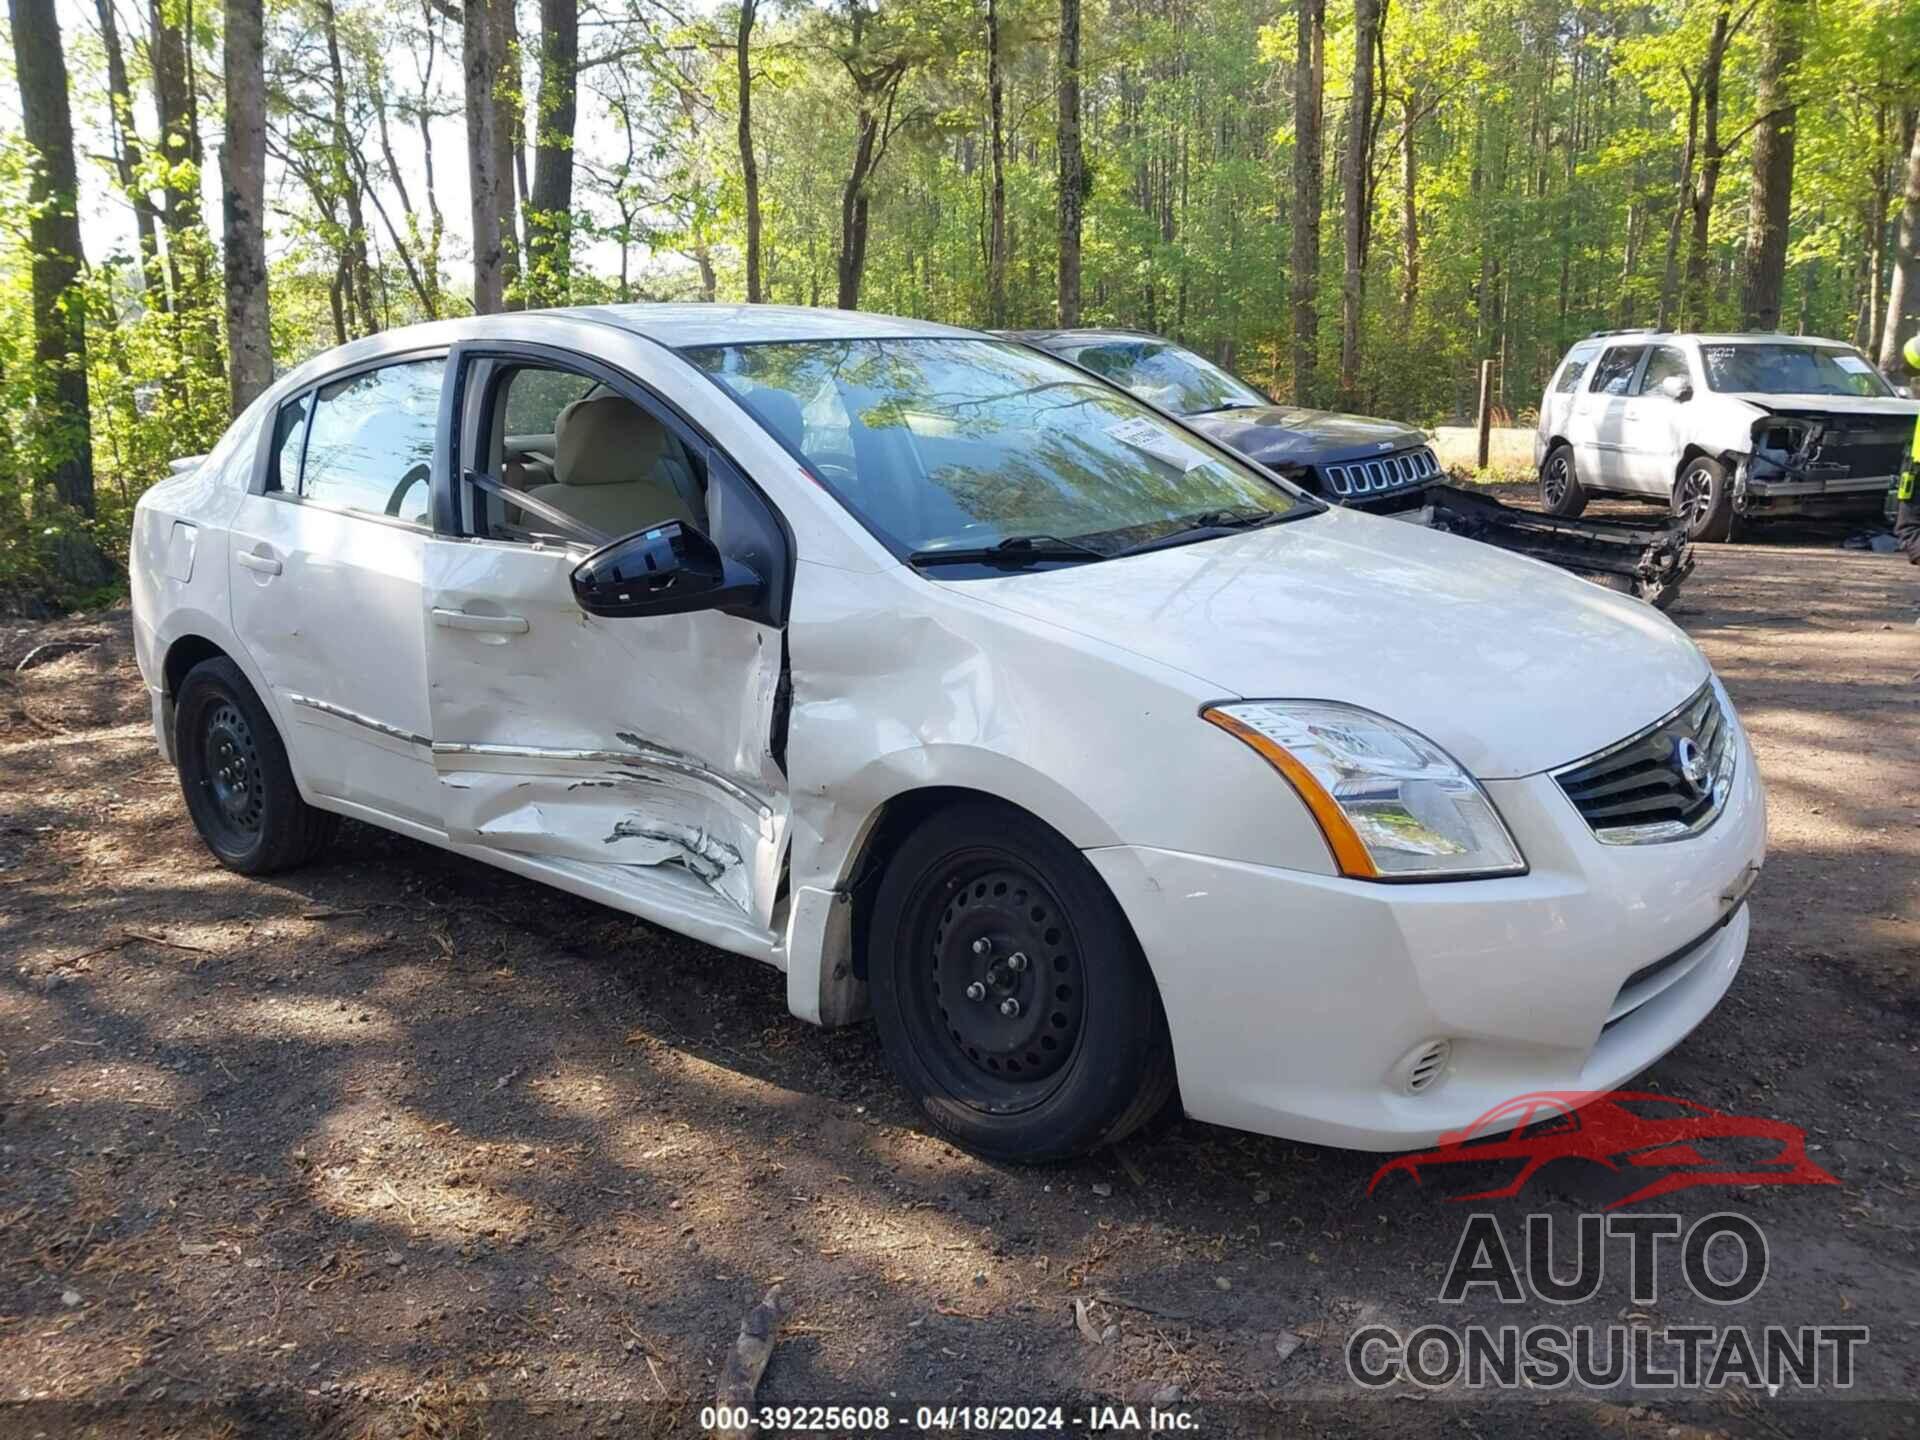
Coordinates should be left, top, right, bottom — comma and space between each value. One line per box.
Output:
1672, 456, 1734, 542
175, 657, 337, 873
867, 800, 1176, 1161
1539, 443, 1589, 517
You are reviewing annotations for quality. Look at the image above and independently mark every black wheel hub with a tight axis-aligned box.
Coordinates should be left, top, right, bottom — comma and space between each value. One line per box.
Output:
204, 702, 264, 834
923, 863, 1086, 1089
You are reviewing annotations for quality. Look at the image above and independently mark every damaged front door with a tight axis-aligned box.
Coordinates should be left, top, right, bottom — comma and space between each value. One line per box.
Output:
422, 345, 791, 930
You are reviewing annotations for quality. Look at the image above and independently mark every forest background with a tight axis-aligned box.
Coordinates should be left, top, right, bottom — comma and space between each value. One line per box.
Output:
3, 0, 1917, 604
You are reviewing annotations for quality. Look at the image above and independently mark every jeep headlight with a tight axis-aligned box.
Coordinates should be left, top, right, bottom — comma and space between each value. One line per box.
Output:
1203, 701, 1527, 880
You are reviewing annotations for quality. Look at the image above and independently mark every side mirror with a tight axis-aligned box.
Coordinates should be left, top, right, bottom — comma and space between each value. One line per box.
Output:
570, 520, 762, 620
1657, 374, 1693, 402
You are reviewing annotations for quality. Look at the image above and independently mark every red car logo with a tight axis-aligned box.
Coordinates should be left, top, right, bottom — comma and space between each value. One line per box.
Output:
1367, 1091, 1838, 1210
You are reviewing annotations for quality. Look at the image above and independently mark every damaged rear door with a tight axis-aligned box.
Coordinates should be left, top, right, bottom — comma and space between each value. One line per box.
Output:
422, 340, 793, 930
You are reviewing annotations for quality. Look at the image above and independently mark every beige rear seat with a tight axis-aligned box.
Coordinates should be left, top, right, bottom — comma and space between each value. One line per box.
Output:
526, 395, 700, 537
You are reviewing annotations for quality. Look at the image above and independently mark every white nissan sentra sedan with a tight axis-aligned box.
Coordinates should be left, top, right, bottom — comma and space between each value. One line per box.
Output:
130, 305, 1765, 1161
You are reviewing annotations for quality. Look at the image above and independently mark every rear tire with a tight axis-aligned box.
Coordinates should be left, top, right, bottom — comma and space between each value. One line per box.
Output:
1539, 444, 1588, 517
867, 799, 1176, 1162
1672, 456, 1734, 542
175, 657, 337, 874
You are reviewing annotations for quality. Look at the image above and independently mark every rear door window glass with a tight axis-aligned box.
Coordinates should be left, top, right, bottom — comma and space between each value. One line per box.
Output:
300, 359, 445, 523
1589, 346, 1645, 397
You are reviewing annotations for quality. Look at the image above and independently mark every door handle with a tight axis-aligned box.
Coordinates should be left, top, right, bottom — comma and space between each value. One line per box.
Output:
432, 607, 529, 635
236, 549, 282, 576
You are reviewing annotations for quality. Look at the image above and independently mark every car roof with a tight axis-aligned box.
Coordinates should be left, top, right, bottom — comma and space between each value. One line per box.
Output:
1002, 327, 1170, 350
558, 303, 984, 348
1577, 330, 1855, 349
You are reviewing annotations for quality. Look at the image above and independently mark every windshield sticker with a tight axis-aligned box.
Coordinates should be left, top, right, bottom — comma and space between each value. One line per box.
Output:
1108, 416, 1213, 472
1833, 354, 1874, 375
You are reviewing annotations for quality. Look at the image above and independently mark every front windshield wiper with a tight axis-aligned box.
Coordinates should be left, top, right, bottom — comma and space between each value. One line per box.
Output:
1112, 507, 1291, 558
1184, 401, 1264, 415
908, 533, 1108, 569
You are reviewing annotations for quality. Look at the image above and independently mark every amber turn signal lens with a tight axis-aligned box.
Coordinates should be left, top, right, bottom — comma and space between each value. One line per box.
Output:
1203, 706, 1381, 879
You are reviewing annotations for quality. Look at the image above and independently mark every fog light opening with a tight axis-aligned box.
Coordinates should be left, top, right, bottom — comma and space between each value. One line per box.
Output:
1397, 1038, 1452, 1095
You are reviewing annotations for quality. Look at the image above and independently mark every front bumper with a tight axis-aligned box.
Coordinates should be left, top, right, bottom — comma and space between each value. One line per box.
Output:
1087, 726, 1766, 1152
1736, 465, 1896, 519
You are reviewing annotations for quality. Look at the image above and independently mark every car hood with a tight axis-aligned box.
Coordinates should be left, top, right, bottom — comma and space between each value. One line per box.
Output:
953, 507, 1708, 780
1714, 392, 1920, 420
1181, 405, 1430, 466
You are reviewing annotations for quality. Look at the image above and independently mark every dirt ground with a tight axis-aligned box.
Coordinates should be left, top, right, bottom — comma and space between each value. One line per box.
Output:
2, 502, 1917, 1439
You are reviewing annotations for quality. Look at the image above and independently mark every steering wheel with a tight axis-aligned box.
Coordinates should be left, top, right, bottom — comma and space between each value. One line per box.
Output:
385, 463, 431, 518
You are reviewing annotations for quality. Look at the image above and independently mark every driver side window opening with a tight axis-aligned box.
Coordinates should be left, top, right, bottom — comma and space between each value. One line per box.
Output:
271, 357, 444, 524
464, 361, 710, 546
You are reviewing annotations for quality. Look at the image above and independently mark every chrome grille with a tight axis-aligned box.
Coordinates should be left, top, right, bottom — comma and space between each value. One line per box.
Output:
1323, 446, 1440, 498
1553, 682, 1736, 845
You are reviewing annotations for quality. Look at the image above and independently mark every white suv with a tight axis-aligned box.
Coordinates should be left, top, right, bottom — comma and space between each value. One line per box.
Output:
1535, 331, 1920, 540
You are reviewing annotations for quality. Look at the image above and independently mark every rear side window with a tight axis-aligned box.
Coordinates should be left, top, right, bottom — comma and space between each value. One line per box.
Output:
298, 359, 445, 523
1589, 346, 1645, 396
1554, 353, 1596, 393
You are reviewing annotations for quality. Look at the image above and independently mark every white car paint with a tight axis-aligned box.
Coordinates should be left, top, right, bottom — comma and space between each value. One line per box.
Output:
133, 305, 1766, 1152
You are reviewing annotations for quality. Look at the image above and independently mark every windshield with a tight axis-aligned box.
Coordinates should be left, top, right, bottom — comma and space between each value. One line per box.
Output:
1699, 343, 1893, 397
1054, 338, 1270, 415
685, 337, 1306, 559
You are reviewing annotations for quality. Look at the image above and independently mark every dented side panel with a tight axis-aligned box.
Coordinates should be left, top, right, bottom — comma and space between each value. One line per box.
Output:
422, 535, 789, 929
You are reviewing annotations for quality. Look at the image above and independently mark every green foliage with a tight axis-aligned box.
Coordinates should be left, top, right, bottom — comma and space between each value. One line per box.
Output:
3, 0, 1918, 613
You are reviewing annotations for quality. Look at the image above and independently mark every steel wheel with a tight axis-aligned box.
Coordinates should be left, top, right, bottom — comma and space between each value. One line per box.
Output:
200, 700, 266, 845
174, 656, 337, 874
905, 853, 1089, 1112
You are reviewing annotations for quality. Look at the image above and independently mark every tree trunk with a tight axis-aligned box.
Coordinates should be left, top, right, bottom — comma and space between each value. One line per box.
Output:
221, 0, 271, 414
1400, 90, 1419, 323
736, 0, 762, 303
495, 0, 524, 308
1288, 0, 1323, 404
985, 0, 1007, 326
1867, 106, 1891, 357
836, 101, 880, 310
1739, 0, 1800, 331
10, 0, 96, 519
1880, 109, 1920, 378
94, 0, 163, 303
464, 0, 506, 313
319, 0, 377, 334
1338, 0, 1381, 409
1680, 1, 1733, 330
527, 0, 578, 305
1656, 81, 1699, 331
149, 0, 205, 306
1056, 0, 1085, 325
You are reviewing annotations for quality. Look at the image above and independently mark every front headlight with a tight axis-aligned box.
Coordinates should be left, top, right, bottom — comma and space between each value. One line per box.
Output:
1202, 701, 1527, 881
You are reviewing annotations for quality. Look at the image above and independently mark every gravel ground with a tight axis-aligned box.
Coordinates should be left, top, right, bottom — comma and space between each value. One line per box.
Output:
1, 507, 1916, 1439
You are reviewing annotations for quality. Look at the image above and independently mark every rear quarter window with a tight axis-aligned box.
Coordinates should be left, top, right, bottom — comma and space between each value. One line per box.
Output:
1554, 354, 1596, 394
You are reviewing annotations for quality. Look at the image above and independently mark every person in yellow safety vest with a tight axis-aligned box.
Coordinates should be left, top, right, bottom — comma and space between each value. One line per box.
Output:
1901, 335, 1920, 563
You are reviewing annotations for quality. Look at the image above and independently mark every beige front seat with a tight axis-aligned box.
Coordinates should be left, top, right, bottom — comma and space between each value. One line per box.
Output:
526, 395, 700, 538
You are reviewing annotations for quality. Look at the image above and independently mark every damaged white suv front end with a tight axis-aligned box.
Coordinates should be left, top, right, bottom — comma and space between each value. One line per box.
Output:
1536, 331, 1918, 541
